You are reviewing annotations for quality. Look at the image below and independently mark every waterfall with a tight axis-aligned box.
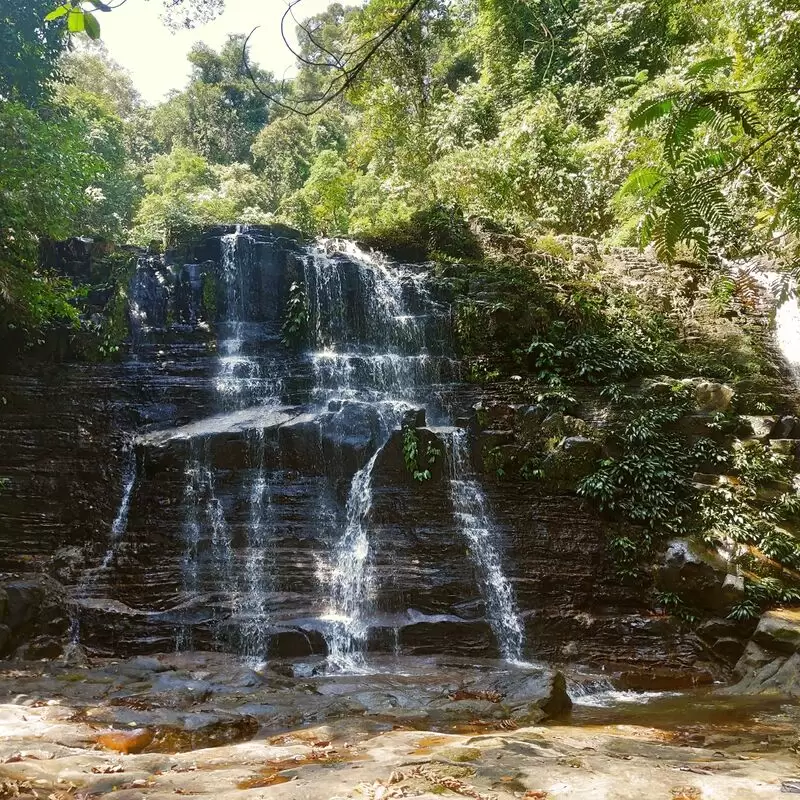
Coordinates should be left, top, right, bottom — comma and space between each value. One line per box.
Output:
70, 447, 138, 643
747, 266, 800, 381
447, 429, 525, 662
165, 230, 505, 667
323, 449, 382, 671
177, 441, 235, 650
773, 283, 800, 381
236, 429, 275, 663
304, 242, 449, 669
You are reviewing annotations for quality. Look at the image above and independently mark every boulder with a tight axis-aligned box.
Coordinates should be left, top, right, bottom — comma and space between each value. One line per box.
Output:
725, 651, 800, 697
695, 381, 734, 412
772, 416, 800, 439
752, 608, 800, 654
656, 539, 742, 613
518, 405, 547, 439
560, 436, 602, 459
0, 575, 70, 658
741, 415, 778, 440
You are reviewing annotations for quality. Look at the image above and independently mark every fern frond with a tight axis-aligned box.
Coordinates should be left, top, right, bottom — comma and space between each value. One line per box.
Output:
678, 148, 730, 174
700, 91, 760, 137
628, 93, 681, 130
615, 166, 667, 201
685, 56, 734, 81
664, 106, 716, 164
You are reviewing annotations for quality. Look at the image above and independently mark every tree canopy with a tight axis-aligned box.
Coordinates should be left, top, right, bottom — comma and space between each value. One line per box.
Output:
3, 0, 800, 337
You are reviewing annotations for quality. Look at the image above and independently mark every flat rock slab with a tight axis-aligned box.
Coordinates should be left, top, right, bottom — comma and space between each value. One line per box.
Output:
136, 406, 304, 446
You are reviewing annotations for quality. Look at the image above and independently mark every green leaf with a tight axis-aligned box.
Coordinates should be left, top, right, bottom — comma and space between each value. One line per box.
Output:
616, 166, 666, 201
67, 8, 85, 32
44, 4, 71, 21
685, 56, 734, 80
628, 94, 680, 130
84, 10, 101, 39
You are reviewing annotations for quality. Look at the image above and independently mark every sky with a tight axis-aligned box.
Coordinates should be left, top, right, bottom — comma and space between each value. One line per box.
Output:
97, 0, 335, 105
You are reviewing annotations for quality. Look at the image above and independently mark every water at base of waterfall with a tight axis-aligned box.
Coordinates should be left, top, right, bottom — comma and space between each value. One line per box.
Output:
446, 428, 525, 663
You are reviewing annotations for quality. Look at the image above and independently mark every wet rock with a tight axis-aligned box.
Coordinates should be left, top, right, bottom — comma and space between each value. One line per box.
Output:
772, 415, 800, 439
0, 575, 69, 658
695, 381, 734, 412
58, 642, 90, 668
372, 427, 448, 486
402, 408, 426, 428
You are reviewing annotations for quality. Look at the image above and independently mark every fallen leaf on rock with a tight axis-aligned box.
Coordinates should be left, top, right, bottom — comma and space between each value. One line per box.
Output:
522, 792, 549, 800
90, 764, 124, 774
1, 780, 33, 797
671, 788, 702, 800
449, 689, 504, 704
433, 776, 496, 800
2, 754, 23, 763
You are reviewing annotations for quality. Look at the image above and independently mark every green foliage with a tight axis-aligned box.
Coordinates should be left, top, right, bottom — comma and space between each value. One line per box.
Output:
151, 36, 276, 164
281, 282, 309, 349
655, 591, 699, 625
577, 384, 703, 576
0, 101, 115, 334
402, 426, 439, 482
730, 578, 800, 621
2, 0, 66, 107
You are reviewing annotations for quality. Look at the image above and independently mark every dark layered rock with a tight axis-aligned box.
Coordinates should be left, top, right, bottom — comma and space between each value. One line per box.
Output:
0, 575, 70, 658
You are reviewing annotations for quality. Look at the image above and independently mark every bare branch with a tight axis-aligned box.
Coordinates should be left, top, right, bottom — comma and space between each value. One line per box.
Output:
242, 0, 425, 116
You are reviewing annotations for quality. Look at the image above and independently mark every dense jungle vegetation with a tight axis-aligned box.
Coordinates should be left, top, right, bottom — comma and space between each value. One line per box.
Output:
2, 0, 800, 335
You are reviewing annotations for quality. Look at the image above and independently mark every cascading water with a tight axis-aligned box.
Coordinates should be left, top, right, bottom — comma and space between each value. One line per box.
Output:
304, 243, 452, 667
770, 279, 800, 381
69, 447, 138, 643
324, 450, 382, 671
161, 229, 522, 666
177, 229, 283, 654
446, 428, 525, 662
235, 429, 275, 663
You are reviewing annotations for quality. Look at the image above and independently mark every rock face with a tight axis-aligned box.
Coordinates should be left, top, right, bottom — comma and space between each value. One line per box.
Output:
0, 575, 70, 658
656, 539, 743, 613
726, 609, 800, 696
0, 225, 728, 676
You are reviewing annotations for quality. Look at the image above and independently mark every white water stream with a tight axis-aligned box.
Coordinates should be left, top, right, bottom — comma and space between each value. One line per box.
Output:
447, 428, 525, 662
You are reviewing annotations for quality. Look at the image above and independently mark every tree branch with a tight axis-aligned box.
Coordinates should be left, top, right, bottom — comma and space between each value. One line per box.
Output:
242, 0, 425, 116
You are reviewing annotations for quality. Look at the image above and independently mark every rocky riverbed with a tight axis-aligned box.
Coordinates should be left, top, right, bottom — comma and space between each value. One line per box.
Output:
1, 652, 799, 799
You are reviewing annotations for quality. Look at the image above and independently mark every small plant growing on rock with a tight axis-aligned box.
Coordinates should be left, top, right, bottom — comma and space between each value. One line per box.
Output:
402, 426, 439, 482
281, 281, 309, 348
